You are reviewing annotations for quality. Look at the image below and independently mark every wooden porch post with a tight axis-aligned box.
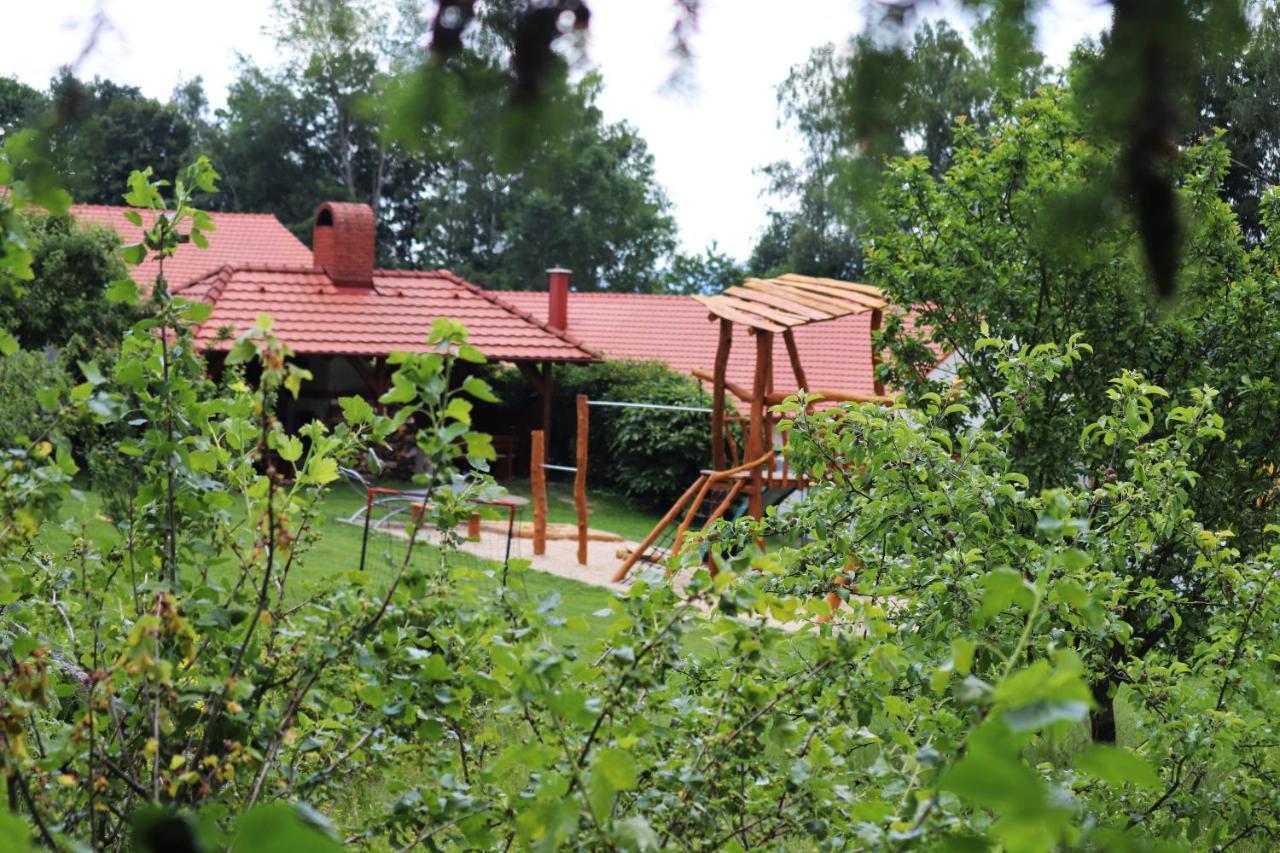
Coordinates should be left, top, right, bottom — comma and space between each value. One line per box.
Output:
748, 330, 772, 522
541, 360, 554, 447
870, 308, 884, 397
575, 394, 589, 566
711, 318, 732, 470
531, 430, 547, 556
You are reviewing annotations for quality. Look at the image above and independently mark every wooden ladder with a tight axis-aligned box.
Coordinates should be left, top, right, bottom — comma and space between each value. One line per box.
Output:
612, 451, 771, 582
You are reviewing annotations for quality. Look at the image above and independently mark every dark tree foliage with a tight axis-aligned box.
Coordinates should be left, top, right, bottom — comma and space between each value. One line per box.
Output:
208, 64, 353, 234
663, 241, 744, 295
0, 212, 135, 353
207, 0, 674, 288
849, 0, 1249, 298
0, 77, 46, 130
4, 2, 678, 293
14, 74, 200, 206
871, 88, 1280, 548
405, 67, 675, 292
750, 21, 1026, 280
1184, 0, 1280, 239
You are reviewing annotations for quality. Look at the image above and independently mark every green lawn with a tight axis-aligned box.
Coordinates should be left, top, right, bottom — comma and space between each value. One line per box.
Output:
43, 481, 643, 650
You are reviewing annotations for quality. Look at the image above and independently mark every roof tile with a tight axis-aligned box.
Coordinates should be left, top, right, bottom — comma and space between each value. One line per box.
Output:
503, 292, 898, 395
69, 205, 313, 289
184, 266, 596, 363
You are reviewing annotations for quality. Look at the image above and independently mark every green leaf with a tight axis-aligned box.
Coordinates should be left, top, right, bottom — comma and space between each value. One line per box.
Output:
419, 653, 453, 682
12, 634, 39, 659
951, 637, 977, 675
339, 395, 374, 424
613, 815, 660, 852
444, 397, 473, 425
1002, 700, 1088, 732
121, 242, 147, 265
979, 568, 1034, 620
0, 329, 17, 357
79, 360, 106, 386
594, 748, 638, 792
277, 435, 304, 463
180, 299, 214, 323
0, 810, 32, 848
105, 277, 139, 304
938, 730, 1046, 815
1077, 745, 1160, 790
225, 339, 257, 366
230, 803, 343, 853
462, 375, 500, 403
305, 458, 340, 485
379, 375, 417, 405
188, 449, 218, 473
465, 431, 495, 461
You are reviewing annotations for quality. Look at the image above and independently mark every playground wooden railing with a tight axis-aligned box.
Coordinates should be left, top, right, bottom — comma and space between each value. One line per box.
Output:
671, 449, 775, 557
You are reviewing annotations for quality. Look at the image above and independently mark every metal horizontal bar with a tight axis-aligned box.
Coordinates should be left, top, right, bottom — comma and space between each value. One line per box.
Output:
587, 400, 713, 414
541, 464, 579, 473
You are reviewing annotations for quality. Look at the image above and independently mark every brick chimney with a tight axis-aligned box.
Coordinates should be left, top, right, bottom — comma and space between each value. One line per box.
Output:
313, 201, 375, 285
547, 267, 571, 331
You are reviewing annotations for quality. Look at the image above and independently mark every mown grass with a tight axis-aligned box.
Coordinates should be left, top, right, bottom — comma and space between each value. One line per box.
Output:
499, 477, 664, 543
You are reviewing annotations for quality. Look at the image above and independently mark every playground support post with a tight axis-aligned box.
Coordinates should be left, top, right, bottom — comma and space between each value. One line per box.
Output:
748, 330, 772, 522
711, 318, 732, 470
870, 307, 884, 397
575, 394, 589, 565
531, 430, 547, 555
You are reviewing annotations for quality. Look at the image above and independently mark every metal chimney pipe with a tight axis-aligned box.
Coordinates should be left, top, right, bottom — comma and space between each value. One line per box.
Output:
547, 266, 571, 331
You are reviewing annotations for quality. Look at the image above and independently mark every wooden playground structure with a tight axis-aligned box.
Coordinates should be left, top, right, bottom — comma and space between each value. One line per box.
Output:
523, 273, 894, 582
611, 274, 891, 580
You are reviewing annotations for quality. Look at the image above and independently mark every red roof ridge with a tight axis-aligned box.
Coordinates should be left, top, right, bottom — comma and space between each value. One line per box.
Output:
378, 268, 601, 359
505, 289, 698, 301
171, 263, 600, 363
199, 265, 237, 307
371, 268, 456, 279
171, 262, 327, 285
67, 202, 294, 222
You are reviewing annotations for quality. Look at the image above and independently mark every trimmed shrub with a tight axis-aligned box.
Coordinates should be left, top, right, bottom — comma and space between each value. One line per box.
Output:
475, 359, 731, 510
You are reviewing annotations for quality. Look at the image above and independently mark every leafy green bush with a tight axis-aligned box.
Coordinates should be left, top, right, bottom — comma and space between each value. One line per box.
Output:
0, 211, 137, 355
478, 359, 728, 509
871, 86, 1280, 549
699, 336, 1280, 848
565, 361, 721, 509
0, 348, 70, 448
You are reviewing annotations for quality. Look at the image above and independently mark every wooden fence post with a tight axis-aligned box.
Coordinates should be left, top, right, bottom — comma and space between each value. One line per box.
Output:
531, 430, 547, 556
575, 394, 589, 565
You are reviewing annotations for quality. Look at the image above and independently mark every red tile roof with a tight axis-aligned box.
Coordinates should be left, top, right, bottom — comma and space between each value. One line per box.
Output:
68, 205, 313, 288
503, 291, 886, 395
177, 266, 597, 362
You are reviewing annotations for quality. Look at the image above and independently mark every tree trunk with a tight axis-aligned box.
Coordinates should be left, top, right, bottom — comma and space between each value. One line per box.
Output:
1090, 679, 1117, 743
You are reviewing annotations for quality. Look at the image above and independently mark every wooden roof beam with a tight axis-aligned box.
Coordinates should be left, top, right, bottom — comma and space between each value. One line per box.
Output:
692, 294, 788, 332
725, 284, 832, 321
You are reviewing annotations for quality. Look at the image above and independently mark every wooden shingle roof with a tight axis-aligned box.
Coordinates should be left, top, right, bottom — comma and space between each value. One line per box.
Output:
692, 273, 887, 333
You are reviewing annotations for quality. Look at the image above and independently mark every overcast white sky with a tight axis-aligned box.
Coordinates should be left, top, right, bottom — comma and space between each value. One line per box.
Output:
4, 1, 1112, 259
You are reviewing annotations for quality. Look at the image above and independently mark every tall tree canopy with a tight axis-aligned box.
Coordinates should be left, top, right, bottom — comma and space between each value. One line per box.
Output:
0, 73, 200, 206
750, 20, 1032, 280
871, 86, 1280, 547
3, 0, 677, 293
210, 0, 675, 290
